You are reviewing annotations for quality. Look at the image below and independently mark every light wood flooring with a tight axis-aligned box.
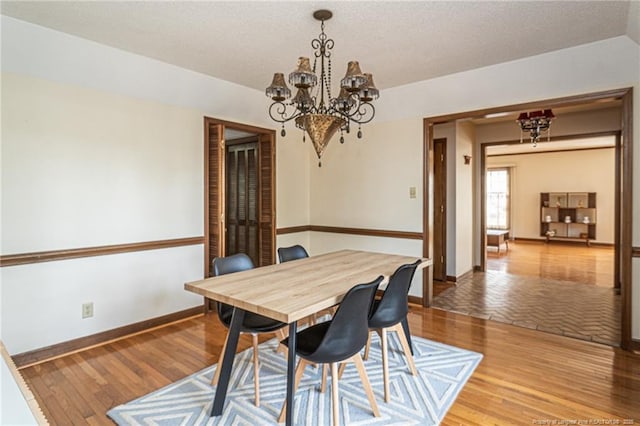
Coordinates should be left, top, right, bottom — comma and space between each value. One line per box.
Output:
17, 308, 640, 425
486, 240, 614, 287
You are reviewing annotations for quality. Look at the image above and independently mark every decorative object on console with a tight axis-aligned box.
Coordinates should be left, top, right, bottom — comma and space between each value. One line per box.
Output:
265, 10, 379, 167
516, 109, 555, 147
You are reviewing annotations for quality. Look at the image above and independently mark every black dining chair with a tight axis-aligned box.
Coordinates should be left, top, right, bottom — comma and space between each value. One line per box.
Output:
363, 260, 421, 402
210, 253, 287, 407
277, 276, 383, 425
277, 244, 309, 263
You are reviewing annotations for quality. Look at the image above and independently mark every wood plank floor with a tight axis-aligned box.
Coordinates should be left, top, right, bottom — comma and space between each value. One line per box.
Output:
18, 308, 640, 425
486, 240, 614, 287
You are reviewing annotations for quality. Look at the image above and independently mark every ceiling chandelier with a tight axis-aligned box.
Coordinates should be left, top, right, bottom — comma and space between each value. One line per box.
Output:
265, 10, 379, 167
516, 109, 555, 147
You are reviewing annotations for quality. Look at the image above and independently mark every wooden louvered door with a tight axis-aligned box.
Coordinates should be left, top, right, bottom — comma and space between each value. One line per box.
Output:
205, 122, 225, 277
225, 141, 259, 265
257, 133, 275, 266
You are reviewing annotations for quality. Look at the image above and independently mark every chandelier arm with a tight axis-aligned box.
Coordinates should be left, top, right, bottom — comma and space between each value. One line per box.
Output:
337, 102, 376, 125
268, 102, 304, 124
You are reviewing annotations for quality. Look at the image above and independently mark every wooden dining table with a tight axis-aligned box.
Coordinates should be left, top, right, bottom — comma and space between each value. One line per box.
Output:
184, 249, 431, 426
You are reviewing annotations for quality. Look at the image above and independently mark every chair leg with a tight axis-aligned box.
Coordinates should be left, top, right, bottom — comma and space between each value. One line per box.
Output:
330, 362, 340, 426
338, 362, 347, 380
363, 331, 372, 360
321, 364, 328, 393
252, 334, 260, 407
393, 323, 417, 376
275, 329, 289, 357
211, 331, 229, 386
401, 316, 413, 355
351, 353, 380, 417
278, 359, 308, 423
380, 327, 390, 403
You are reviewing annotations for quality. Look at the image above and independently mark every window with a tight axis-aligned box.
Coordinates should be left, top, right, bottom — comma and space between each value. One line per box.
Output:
486, 168, 510, 230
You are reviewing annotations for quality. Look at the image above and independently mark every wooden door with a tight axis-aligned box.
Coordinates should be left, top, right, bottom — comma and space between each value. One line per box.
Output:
433, 138, 447, 282
205, 122, 225, 276
225, 141, 259, 265
257, 132, 275, 266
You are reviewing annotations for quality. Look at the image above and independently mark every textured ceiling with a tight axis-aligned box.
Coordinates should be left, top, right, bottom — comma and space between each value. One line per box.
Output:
1, 1, 637, 93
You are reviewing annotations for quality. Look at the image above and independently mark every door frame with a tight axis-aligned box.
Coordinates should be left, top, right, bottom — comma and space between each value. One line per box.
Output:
203, 117, 276, 277
423, 87, 633, 349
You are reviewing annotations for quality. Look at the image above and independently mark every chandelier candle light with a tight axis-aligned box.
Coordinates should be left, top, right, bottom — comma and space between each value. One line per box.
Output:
516, 109, 555, 147
265, 10, 379, 166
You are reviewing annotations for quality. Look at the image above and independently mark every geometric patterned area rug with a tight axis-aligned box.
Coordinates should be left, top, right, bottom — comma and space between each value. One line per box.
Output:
107, 334, 482, 425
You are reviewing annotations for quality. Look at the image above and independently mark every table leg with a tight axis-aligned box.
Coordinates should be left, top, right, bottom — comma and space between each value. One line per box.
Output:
210, 307, 245, 416
285, 321, 297, 426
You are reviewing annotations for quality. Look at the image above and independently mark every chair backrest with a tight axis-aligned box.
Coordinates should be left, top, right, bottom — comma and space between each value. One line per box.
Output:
307, 276, 383, 363
369, 260, 421, 329
211, 253, 255, 322
277, 245, 309, 263
212, 253, 254, 276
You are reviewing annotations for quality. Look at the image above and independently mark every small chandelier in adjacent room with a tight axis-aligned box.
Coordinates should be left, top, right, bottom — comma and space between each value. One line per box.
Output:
516, 109, 555, 147
265, 10, 379, 166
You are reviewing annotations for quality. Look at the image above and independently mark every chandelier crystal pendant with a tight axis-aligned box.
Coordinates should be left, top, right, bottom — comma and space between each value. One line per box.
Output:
516, 109, 555, 147
265, 10, 379, 166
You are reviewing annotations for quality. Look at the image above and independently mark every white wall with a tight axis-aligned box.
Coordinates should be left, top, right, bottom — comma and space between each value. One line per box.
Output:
487, 148, 615, 243
455, 121, 474, 276
2, 247, 204, 354
432, 122, 474, 278
0, 17, 310, 354
309, 118, 423, 231
276, 129, 311, 229
2, 73, 204, 251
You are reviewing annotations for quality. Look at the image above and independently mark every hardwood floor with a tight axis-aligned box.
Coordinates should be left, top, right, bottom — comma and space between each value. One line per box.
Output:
486, 240, 614, 287
18, 309, 640, 425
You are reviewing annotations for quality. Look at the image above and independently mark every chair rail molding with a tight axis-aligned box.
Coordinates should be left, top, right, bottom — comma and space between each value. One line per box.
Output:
0, 237, 205, 267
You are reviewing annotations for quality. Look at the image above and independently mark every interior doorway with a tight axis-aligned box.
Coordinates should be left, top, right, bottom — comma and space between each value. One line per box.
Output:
423, 88, 633, 349
203, 117, 276, 278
